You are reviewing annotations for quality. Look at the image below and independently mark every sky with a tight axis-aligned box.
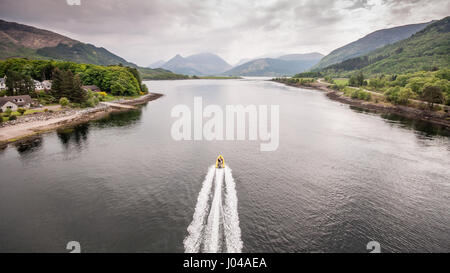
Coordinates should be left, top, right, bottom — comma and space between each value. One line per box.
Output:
0, 0, 449, 66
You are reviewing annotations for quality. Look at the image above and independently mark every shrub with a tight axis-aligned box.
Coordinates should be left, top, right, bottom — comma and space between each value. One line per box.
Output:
8, 115, 17, 121
398, 87, 413, 105
369, 78, 386, 89
17, 108, 26, 115
324, 76, 334, 84
384, 87, 401, 104
44, 108, 48, 112
4, 108, 12, 117
84, 97, 99, 108
421, 84, 444, 109
59, 97, 69, 107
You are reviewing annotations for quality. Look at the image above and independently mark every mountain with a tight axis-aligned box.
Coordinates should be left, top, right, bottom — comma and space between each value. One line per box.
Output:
313, 21, 434, 70
0, 19, 136, 67
321, 16, 450, 75
223, 53, 323, 77
161, 53, 232, 75
278, 52, 324, 61
0, 19, 186, 79
148, 60, 166, 69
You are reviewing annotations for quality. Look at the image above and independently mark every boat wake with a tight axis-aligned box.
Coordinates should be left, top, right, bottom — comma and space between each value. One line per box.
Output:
184, 165, 243, 253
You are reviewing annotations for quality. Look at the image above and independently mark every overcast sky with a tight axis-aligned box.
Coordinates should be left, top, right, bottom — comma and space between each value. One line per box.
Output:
0, 0, 448, 66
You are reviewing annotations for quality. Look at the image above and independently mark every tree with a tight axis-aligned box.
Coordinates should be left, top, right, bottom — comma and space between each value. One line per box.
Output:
421, 84, 444, 109
5, 70, 34, 96
51, 68, 64, 98
51, 68, 86, 103
349, 71, 365, 87
70, 74, 86, 103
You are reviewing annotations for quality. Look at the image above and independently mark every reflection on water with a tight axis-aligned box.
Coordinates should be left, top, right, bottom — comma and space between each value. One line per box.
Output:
14, 137, 43, 155
380, 113, 450, 137
57, 123, 90, 149
93, 109, 142, 128
56, 109, 143, 150
349, 106, 450, 137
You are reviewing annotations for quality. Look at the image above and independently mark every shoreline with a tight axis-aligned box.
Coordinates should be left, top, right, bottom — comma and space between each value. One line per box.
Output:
0, 93, 163, 148
274, 80, 450, 129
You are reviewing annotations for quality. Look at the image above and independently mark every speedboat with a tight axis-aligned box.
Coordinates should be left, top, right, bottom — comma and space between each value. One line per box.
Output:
216, 155, 225, 168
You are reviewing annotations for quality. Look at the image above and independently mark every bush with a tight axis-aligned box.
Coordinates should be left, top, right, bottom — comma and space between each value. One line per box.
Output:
369, 78, 386, 89
421, 84, 444, 109
17, 108, 26, 115
398, 87, 413, 105
59, 97, 69, 107
8, 115, 17, 121
84, 97, 99, 108
4, 108, 12, 117
324, 76, 334, 84
348, 88, 371, 101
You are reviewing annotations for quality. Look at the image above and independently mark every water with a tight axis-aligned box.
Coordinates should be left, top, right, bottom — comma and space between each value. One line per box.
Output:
0, 78, 449, 253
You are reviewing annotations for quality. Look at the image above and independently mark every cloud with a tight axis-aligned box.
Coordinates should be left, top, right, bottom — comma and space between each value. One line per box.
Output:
0, 0, 448, 66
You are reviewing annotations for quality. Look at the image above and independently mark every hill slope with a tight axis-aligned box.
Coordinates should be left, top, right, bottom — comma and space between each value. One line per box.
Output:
224, 53, 323, 76
313, 21, 434, 70
0, 19, 186, 79
161, 53, 232, 75
321, 16, 450, 75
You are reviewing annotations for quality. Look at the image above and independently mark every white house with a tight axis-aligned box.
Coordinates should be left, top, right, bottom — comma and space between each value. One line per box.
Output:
0, 95, 32, 112
34, 80, 44, 91
42, 80, 52, 90
0, 77, 6, 91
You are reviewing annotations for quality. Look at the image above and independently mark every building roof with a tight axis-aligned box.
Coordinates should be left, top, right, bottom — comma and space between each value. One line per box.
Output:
0, 95, 32, 107
82, 85, 101, 91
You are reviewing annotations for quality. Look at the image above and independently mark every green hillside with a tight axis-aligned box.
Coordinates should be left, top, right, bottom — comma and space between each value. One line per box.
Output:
313, 21, 433, 70
321, 16, 450, 76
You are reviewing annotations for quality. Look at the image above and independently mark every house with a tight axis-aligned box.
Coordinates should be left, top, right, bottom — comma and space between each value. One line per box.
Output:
0, 95, 32, 112
42, 80, 52, 90
82, 85, 101, 92
0, 77, 6, 91
34, 80, 44, 91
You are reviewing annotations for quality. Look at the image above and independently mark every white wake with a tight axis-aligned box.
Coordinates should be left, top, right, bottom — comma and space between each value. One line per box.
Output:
184, 165, 243, 253
183, 166, 215, 253
223, 167, 243, 252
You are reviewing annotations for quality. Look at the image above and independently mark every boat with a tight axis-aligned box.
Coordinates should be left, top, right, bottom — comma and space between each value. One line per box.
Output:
215, 155, 225, 168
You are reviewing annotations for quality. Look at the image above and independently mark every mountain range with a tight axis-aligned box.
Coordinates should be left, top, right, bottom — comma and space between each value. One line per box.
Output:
223, 53, 324, 76
318, 16, 450, 75
160, 53, 232, 75
313, 20, 435, 70
0, 19, 185, 79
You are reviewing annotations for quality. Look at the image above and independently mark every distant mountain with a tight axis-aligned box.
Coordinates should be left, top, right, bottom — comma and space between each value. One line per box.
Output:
234, 58, 252, 67
0, 19, 187, 79
223, 53, 323, 77
321, 16, 450, 75
278, 52, 324, 61
161, 53, 232, 75
313, 21, 434, 70
148, 60, 166, 69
